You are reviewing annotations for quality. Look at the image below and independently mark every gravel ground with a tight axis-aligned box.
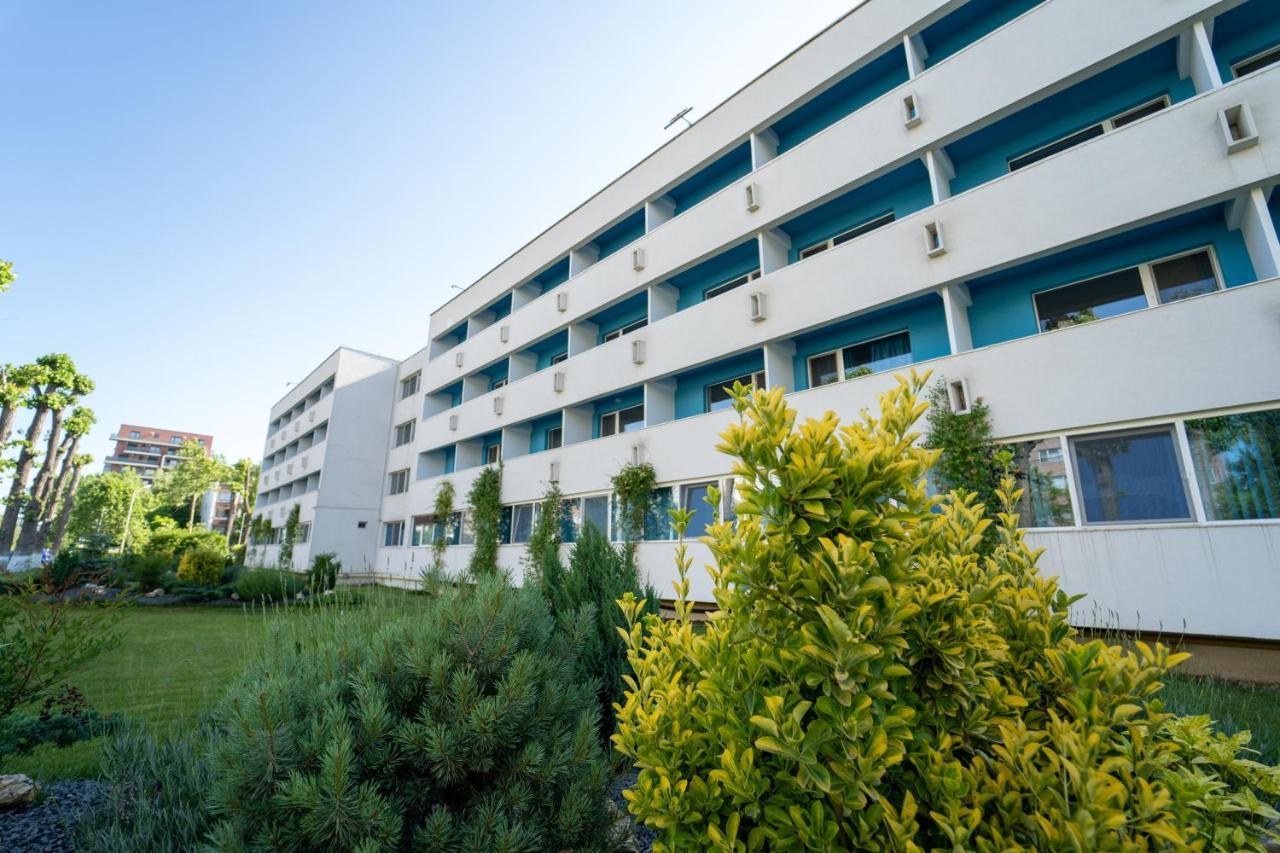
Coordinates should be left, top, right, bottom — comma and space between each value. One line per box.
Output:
611, 771, 655, 852
0, 780, 106, 852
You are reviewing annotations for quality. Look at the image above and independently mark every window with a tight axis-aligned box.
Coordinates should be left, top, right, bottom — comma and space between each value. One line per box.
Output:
704, 269, 761, 301
547, 426, 563, 449
807, 330, 912, 388
170, 436, 182, 445
510, 503, 536, 544
582, 495, 610, 538
411, 514, 444, 547
383, 520, 405, 547
682, 482, 719, 538
600, 404, 644, 436
1151, 250, 1219, 304
1009, 97, 1169, 172
1034, 248, 1220, 332
1233, 44, 1280, 78
400, 372, 421, 399
609, 487, 674, 542
1009, 438, 1074, 527
485, 443, 502, 464
705, 371, 766, 413
129, 430, 140, 439
388, 469, 409, 495
1070, 427, 1191, 524
490, 378, 508, 391
551, 352, 568, 365
1186, 409, 1280, 521
297, 523, 311, 544
798, 212, 896, 259
394, 420, 416, 447
602, 318, 647, 342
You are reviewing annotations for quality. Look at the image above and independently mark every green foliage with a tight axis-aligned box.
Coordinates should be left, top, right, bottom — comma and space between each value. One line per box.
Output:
0, 259, 13, 294
146, 527, 227, 562
0, 685, 119, 757
120, 554, 170, 590
204, 578, 624, 850
279, 504, 301, 569
81, 724, 215, 852
234, 568, 307, 603
430, 481, 455, 574
614, 376, 1280, 851
176, 546, 225, 587
151, 439, 223, 528
466, 464, 503, 579
610, 461, 657, 547
538, 522, 657, 750
42, 548, 116, 591
65, 470, 154, 552
523, 481, 563, 588
308, 552, 340, 593
0, 579, 123, 724
922, 378, 1003, 515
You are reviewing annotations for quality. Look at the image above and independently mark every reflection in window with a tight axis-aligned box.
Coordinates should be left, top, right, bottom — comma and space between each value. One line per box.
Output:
1152, 250, 1218, 304
510, 503, 535, 544
582, 495, 610, 538
610, 488, 674, 542
1010, 438, 1074, 526
1186, 410, 1280, 521
682, 482, 718, 538
1070, 427, 1191, 523
1035, 268, 1146, 332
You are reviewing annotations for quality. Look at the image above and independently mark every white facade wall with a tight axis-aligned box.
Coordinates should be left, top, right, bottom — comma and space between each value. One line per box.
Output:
254, 0, 1280, 641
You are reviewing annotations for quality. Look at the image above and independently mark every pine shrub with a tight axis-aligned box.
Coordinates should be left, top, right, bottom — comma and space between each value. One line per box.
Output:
309, 552, 341, 592
614, 375, 1280, 851
204, 577, 626, 851
176, 546, 225, 586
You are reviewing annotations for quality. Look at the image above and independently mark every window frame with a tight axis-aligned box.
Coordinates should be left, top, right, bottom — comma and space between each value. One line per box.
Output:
704, 268, 761, 301
602, 317, 648, 343
546, 426, 563, 449
400, 371, 421, 399
797, 211, 896, 260
1067, 424, 1195, 526
485, 443, 502, 465
388, 468, 409, 495
704, 371, 766, 413
383, 520, 405, 547
1008, 95, 1171, 172
805, 328, 911, 388
600, 403, 645, 437
1232, 44, 1280, 79
393, 419, 416, 447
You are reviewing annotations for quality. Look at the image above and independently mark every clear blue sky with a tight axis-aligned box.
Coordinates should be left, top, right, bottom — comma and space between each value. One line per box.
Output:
0, 0, 853, 465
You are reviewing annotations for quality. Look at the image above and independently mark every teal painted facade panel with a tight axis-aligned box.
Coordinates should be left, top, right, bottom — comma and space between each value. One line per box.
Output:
921, 0, 1046, 69
592, 386, 645, 438
591, 292, 648, 342
967, 204, 1258, 348
949, 39, 1194, 195
443, 446, 456, 475
593, 209, 646, 260
673, 350, 765, 420
668, 142, 753, 215
668, 239, 760, 310
790, 295, 949, 391
527, 412, 563, 453
1212, 0, 1280, 82
772, 46, 908, 154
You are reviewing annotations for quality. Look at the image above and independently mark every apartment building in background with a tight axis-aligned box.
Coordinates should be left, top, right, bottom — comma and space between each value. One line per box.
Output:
104, 424, 213, 485
252, 0, 1280, 668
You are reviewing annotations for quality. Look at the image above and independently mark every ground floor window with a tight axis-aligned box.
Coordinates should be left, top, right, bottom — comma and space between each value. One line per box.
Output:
1009, 438, 1074, 527
1070, 427, 1192, 524
1185, 409, 1280, 521
383, 520, 405, 547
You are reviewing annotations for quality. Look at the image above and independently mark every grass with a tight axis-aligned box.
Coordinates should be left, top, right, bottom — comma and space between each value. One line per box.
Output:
6, 588, 429, 781
1163, 672, 1280, 765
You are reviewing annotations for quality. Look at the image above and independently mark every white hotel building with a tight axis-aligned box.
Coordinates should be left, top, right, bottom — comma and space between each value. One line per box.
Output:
252, 0, 1280, 661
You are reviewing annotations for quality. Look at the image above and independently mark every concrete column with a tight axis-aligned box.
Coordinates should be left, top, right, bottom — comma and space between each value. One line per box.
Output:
562, 405, 593, 445
507, 351, 538, 382
1178, 20, 1222, 94
1227, 187, 1280, 280
510, 282, 542, 311
500, 424, 531, 460
569, 243, 600, 276
454, 440, 482, 471
461, 374, 489, 403
924, 147, 955, 204
567, 320, 599, 357
466, 310, 495, 337
644, 379, 676, 427
648, 282, 679, 323
763, 339, 797, 393
758, 228, 792, 275
940, 282, 974, 354
750, 128, 780, 169
904, 33, 928, 79
644, 196, 676, 232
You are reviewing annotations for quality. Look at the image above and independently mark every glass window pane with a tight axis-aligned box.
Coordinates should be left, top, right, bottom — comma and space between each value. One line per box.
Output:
646, 488, 675, 541
600, 413, 617, 437
499, 506, 512, 544
561, 499, 580, 544
1186, 410, 1280, 521
1110, 98, 1166, 128
459, 512, 475, 545
1009, 123, 1105, 171
809, 353, 840, 387
582, 495, 609, 538
511, 504, 534, 544
1035, 268, 1147, 332
1009, 438, 1074, 526
844, 331, 911, 375
1152, 251, 1217, 304
682, 483, 717, 538
1071, 428, 1191, 523
620, 405, 645, 432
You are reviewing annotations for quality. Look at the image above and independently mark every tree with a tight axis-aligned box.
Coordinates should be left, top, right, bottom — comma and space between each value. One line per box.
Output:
465, 463, 503, 579
16, 405, 95, 553
922, 377, 1003, 520
278, 504, 300, 569
51, 454, 93, 552
152, 440, 221, 529
0, 362, 41, 463
65, 469, 154, 552
34, 407, 96, 546
0, 354, 93, 555
0, 259, 13, 295
222, 458, 259, 548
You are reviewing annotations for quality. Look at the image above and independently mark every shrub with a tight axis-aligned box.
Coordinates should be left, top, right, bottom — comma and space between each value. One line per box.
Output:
614, 376, 1280, 851
0, 685, 120, 757
81, 724, 214, 852
234, 568, 307, 603
204, 578, 624, 850
122, 554, 170, 590
146, 527, 227, 563
466, 464, 503, 579
175, 547, 225, 586
308, 552, 340, 592
42, 549, 116, 591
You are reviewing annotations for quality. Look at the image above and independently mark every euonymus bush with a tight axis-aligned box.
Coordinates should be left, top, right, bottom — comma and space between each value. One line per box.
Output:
204, 577, 625, 851
614, 375, 1280, 851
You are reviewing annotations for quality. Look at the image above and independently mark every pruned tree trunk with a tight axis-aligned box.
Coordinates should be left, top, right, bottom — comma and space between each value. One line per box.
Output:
188, 493, 198, 529
50, 463, 84, 552
0, 401, 19, 451
16, 410, 66, 554
35, 436, 80, 544
226, 490, 241, 544
0, 404, 50, 554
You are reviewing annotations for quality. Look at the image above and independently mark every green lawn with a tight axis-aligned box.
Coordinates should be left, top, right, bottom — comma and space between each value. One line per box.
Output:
6, 595, 1280, 782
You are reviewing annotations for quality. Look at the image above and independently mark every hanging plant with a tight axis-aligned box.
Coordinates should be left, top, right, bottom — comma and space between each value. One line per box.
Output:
611, 461, 656, 547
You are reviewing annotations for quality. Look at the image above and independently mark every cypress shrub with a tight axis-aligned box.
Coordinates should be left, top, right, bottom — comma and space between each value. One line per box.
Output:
204, 578, 625, 851
614, 375, 1280, 851
175, 546, 225, 587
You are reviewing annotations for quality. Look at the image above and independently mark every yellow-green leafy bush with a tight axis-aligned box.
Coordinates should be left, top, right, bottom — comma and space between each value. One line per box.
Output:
175, 546, 224, 587
614, 375, 1280, 851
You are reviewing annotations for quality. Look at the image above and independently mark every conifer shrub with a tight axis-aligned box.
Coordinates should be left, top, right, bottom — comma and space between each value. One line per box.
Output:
308, 551, 341, 592
614, 375, 1280, 851
204, 577, 626, 851
175, 546, 225, 586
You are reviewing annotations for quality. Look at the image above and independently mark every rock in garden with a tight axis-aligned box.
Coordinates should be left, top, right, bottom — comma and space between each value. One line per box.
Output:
230, 592, 240, 600
0, 775, 38, 808
144, 588, 164, 598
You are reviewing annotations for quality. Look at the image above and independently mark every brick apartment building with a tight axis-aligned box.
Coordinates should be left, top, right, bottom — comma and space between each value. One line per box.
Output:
103, 424, 213, 485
